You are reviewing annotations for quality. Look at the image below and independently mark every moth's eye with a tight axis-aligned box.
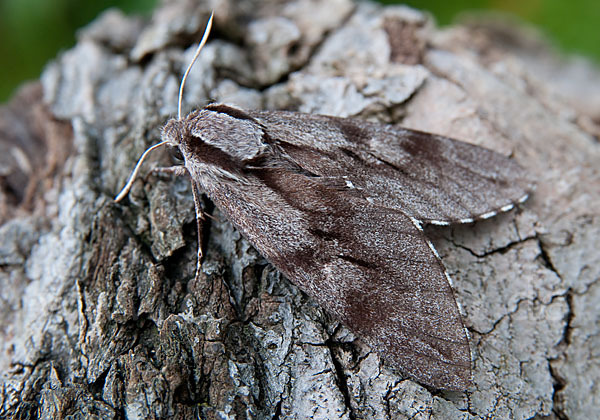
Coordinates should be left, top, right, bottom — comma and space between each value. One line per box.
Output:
167, 146, 184, 163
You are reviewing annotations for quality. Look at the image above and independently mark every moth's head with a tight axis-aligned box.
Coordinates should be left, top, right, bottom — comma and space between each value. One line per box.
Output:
159, 10, 213, 154
114, 12, 217, 202
161, 118, 187, 149
155, 106, 269, 185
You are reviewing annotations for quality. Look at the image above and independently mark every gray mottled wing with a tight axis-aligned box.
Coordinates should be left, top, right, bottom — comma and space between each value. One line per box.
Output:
200, 167, 471, 390
248, 110, 532, 225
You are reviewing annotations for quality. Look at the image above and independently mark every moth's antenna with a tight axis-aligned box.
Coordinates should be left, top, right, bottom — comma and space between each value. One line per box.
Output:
114, 141, 167, 202
178, 11, 214, 120
114, 12, 214, 203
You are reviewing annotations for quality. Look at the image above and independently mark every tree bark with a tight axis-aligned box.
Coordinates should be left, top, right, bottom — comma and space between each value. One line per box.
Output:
1, 1, 599, 419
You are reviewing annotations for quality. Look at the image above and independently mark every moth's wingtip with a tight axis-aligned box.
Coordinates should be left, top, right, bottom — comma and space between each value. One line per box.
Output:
445, 371, 473, 391
425, 367, 473, 392
387, 349, 472, 392
405, 369, 472, 392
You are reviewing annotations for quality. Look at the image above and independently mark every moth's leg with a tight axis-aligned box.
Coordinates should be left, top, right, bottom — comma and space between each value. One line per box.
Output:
191, 180, 205, 278
147, 166, 204, 278
146, 165, 188, 180
150, 166, 205, 275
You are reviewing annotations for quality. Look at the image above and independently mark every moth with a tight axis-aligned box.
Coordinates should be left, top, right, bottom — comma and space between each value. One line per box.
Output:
115, 13, 532, 390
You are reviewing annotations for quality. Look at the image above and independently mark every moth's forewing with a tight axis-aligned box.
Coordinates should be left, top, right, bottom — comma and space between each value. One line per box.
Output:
216, 169, 473, 390
245, 110, 532, 225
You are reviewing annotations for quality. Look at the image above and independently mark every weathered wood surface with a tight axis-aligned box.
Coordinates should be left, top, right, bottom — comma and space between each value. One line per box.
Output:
1, 0, 598, 418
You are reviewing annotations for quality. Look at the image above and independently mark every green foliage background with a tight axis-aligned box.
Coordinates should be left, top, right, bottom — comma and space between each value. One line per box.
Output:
0, 0, 598, 102
0, 0, 157, 102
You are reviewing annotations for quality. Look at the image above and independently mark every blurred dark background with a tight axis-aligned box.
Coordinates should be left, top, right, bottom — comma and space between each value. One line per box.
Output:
1, 0, 598, 102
